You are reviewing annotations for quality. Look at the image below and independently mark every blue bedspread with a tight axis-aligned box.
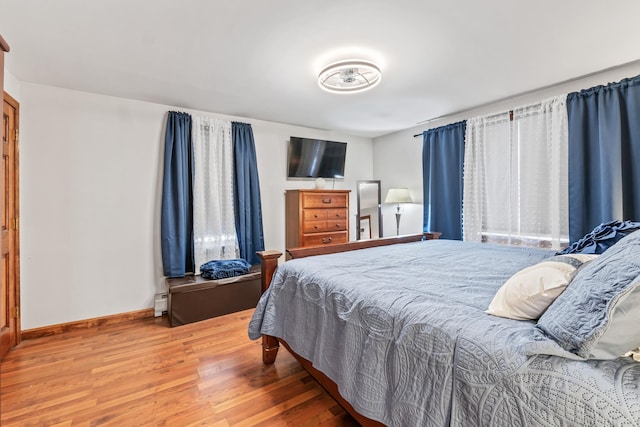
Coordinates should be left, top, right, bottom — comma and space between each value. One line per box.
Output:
248, 240, 640, 426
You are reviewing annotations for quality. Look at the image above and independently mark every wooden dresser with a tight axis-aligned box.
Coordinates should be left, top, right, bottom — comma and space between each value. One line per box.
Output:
285, 189, 350, 249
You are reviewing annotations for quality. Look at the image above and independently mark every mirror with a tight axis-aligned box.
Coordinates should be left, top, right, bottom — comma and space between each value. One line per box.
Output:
357, 180, 382, 240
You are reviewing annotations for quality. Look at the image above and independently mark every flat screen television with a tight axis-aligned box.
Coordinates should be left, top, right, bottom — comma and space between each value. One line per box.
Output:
287, 137, 347, 179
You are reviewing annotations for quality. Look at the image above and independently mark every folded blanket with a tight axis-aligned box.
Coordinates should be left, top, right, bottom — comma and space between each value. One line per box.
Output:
200, 258, 251, 280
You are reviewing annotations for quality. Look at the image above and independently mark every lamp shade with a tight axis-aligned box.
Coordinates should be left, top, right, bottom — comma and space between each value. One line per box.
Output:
384, 188, 412, 204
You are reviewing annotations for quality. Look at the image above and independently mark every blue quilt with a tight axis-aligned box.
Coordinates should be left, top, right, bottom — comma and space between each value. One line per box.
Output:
248, 240, 640, 426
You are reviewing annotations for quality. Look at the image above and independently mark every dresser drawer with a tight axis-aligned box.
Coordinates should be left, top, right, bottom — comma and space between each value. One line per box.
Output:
304, 220, 346, 233
302, 192, 348, 209
303, 209, 327, 222
301, 231, 348, 247
303, 220, 327, 233
326, 219, 347, 231
326, 208, 348, 220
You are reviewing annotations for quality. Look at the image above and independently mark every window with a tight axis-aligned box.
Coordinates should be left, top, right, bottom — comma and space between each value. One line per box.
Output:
463, 96, 569, 249
192, 116, 240, 268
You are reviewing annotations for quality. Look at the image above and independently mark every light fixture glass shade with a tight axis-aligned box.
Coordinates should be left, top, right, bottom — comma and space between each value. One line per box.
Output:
384, 188, 412, 204
318, 60, 381, 94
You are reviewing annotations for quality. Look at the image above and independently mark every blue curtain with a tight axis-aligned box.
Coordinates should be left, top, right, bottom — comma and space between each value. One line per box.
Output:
422, 121, 466, 240
566, 75, 640, 242
232, 122, 265, 265
161, 111, 194, 277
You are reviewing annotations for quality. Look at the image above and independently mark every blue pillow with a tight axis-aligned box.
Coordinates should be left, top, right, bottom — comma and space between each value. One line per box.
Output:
537, 230, 640, 359
557, 219, 640, 255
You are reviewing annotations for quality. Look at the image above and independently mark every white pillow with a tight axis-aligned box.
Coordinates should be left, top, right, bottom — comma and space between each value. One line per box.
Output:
625, 348, 640, 362
486, 254, 598, 320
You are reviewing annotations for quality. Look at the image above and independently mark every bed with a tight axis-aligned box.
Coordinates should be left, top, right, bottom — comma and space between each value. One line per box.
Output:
248, 235, 640, 426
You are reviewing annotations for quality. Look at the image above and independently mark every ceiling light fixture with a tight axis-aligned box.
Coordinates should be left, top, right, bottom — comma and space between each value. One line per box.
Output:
318, 59, 381, 94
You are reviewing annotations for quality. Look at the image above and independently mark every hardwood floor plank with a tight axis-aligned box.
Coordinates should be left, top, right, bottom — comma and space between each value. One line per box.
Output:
216, 374, 322, 422
279, 396, 348, 426
231, 388, 325, 426
2, 394, 97, 425
0, 309, 358, 426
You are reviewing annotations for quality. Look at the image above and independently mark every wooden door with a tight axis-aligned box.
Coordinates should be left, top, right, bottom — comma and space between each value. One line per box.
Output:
1, 92, 20, 359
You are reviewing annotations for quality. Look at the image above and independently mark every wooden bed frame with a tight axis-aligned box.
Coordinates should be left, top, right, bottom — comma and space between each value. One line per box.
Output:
256, 232, 441, 426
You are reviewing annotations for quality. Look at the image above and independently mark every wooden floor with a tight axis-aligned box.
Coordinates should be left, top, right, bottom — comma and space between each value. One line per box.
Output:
0, 309, 358, 426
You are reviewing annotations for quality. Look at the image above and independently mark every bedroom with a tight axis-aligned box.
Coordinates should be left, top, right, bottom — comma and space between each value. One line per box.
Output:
1, 0, 640, 425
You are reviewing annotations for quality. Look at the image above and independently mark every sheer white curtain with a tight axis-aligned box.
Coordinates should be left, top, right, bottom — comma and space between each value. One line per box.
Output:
192, 116, 239, 269
463, 95, 569, 248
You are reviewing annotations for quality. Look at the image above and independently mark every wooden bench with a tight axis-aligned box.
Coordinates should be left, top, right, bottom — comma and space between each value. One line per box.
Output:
165, 266, 261, 327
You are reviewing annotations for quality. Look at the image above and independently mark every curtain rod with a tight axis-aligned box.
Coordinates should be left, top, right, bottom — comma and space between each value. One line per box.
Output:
413, 111, 515, 138
411, 58, 640, 139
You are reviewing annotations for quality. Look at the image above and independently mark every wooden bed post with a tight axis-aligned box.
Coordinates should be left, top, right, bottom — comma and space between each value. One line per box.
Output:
256, 250, 282, 365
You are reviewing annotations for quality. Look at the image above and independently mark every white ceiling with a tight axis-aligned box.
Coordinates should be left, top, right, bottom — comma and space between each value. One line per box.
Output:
2, 0, 640, 138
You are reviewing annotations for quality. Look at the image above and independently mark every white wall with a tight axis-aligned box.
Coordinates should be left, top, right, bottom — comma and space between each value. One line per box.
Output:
20, 83, 373, 329
4, 68, 20, 101
373, 62, 640, 237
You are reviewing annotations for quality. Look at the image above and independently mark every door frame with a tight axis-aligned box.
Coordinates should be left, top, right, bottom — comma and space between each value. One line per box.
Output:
1, 91, 20, 359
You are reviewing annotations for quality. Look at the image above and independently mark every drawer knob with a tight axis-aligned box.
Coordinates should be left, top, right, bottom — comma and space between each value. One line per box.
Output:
314, 225, 319, 229
322, 198, 332, 204
314, 214, 318, 218
322, 237, 333, 244
336, 223, 340, 228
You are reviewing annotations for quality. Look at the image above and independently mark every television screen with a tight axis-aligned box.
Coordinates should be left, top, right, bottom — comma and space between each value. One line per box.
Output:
287, 137, 347, 178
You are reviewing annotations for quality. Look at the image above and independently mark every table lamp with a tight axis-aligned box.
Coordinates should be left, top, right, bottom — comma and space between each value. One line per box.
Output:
384, 188, 412, 235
